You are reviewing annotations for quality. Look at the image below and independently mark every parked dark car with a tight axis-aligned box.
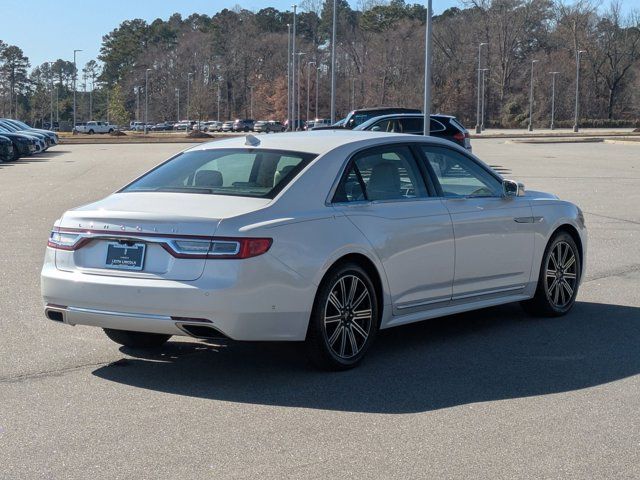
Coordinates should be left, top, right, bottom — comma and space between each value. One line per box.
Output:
0, 120, 48, 151
354, 113, 472, 151
233, 119, 255, 132
0, 128, 38, 156
2, 118, 58, 146
253, 120, 285, 133
343, 107, 421, 129
151, 122, 174, 131
0, 135, 17, 162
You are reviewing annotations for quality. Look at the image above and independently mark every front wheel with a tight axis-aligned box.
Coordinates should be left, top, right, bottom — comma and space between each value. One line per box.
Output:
306, 263, 379, 370
521, 232, 581, 317
103, 328, 171, 348
88, 130, 94, 135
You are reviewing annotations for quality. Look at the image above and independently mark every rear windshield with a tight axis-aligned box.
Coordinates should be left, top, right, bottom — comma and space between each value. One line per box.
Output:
122, 148, 316, 198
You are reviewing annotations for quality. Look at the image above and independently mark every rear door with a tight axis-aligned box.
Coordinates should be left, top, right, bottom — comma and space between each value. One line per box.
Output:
332, 144, 455, 313
417, 145, 534, 300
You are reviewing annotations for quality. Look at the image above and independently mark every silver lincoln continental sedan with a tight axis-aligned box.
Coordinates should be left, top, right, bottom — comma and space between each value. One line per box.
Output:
42, 131, 586, 370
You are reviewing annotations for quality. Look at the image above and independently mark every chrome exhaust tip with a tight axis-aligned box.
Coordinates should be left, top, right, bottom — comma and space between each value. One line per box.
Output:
44, 305, 67, 323
176, 323, 229, 340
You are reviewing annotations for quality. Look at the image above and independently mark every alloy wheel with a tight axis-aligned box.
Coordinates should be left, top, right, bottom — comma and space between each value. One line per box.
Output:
323, 274, 373, 359
544, 241, 578, 308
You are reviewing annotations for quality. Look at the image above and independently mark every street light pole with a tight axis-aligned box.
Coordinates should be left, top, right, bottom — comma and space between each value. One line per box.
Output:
296, 52, 306, 129
217, 83, 221, 122
307, 61, 315, 124
528, 59, 538, 132
573, 50, 585, 133
144, 68, 151, 134
423, 0, 433, 136
292, 5, 297, 130
187, 72, 193, 121
175, 88, 180, 122
315, 66, 320, 119
287, 23, 291, 130
135, 86, 140, 122
330, 0, 337, 124
481, 68, 489, 131
475, 42, 487, 134
48, 62, 53, 130
549, 72, 559, 130
250, 85, 254, 118
72, 49, 82, 131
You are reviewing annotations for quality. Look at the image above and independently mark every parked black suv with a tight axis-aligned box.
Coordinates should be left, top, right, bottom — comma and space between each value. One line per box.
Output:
0, 135, 17, 162
354, 113, 472, 151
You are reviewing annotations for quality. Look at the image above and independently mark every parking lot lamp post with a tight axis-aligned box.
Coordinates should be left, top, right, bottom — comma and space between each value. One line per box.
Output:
296, 52, 306, 129
217, 83, 221, 122
307, 61, 315, 124
528, 59, 538, 132
56, 86, 59, 123
292, 5, 297, 130
187, 72, 193, 121
481, 68, 489, 131
330, 0, 337, 124
144, 69, 151, 135
573, 50, 585, 133
549, 72, 559, 130
423, 0, 433, 136
250, 85, 254, 118
315, 65, 320, 119
175, 88, 180, 122
287, 23, 291, 130
475, 42, 487, 134
48, 62, 53, 130
72, 49, 82, 131
134, 86, 140, 122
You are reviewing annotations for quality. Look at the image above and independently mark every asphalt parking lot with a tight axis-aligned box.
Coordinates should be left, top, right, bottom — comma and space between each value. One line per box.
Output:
1, 139, 639, 479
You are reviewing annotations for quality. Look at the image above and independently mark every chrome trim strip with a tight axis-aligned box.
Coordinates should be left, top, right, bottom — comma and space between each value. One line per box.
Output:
66, 306, 173, 321
452, 285, 525, 301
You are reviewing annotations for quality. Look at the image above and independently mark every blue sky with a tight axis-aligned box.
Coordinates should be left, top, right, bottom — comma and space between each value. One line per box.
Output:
3, 0, 638, 70
2, 0, 461, 70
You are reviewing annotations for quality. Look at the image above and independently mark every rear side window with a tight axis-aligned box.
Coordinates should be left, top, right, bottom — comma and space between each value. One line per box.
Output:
333, 146, 428, 202
122, 148, 316, 198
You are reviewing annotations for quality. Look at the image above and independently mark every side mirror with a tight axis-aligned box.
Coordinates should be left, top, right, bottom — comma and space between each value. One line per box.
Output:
503, 179, 525, 197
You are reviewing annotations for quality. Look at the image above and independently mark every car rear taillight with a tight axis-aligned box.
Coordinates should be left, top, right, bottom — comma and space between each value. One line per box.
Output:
165, 237, 272, 259
453, 132, 465, 142
47, 230, 86, 250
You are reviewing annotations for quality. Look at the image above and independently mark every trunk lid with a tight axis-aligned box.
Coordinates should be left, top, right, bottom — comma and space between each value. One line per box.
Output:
55, 192, 271, 280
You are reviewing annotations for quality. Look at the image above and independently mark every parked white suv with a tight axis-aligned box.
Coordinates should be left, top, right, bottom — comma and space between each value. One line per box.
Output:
75, 121, 117, 134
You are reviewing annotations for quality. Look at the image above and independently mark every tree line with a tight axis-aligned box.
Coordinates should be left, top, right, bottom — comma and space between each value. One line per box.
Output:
1, 0, 639, 129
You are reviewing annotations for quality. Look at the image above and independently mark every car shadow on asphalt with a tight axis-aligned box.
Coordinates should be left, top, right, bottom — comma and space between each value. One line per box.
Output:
92, 301, 640, 413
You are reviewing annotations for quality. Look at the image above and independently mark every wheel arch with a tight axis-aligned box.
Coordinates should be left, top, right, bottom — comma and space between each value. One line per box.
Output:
551, 223, 584, 266
316, 252, 386, 326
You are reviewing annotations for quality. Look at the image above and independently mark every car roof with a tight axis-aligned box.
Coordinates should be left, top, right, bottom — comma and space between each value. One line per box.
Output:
189, 129, 459, 156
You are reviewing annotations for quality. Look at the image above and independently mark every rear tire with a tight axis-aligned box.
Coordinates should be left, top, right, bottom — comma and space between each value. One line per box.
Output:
103, 328, 171, 348
521, 231, 581, 317
88, 130, 94, 135
306, 263, 379, 370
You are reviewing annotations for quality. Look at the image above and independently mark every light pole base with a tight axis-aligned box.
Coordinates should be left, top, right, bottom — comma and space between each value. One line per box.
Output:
528, 124, 533, 132
573, 125, 579, 132
550, 124, 554, 130
475, 125, 481, 134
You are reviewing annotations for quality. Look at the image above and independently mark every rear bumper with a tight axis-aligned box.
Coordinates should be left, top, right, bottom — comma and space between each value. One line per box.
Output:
41, 249, 315, 341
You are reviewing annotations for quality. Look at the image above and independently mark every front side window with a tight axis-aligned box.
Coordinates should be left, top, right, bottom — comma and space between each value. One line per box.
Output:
122, 148, 316, 198
334, 146, 428, 202
420, 146, 501, 197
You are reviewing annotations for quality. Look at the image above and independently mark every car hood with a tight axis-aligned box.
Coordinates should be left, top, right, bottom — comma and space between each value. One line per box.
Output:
59, 192, 272, 236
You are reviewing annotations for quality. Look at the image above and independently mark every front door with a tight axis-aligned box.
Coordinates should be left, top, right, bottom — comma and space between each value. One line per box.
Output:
418, 145, 534, 300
